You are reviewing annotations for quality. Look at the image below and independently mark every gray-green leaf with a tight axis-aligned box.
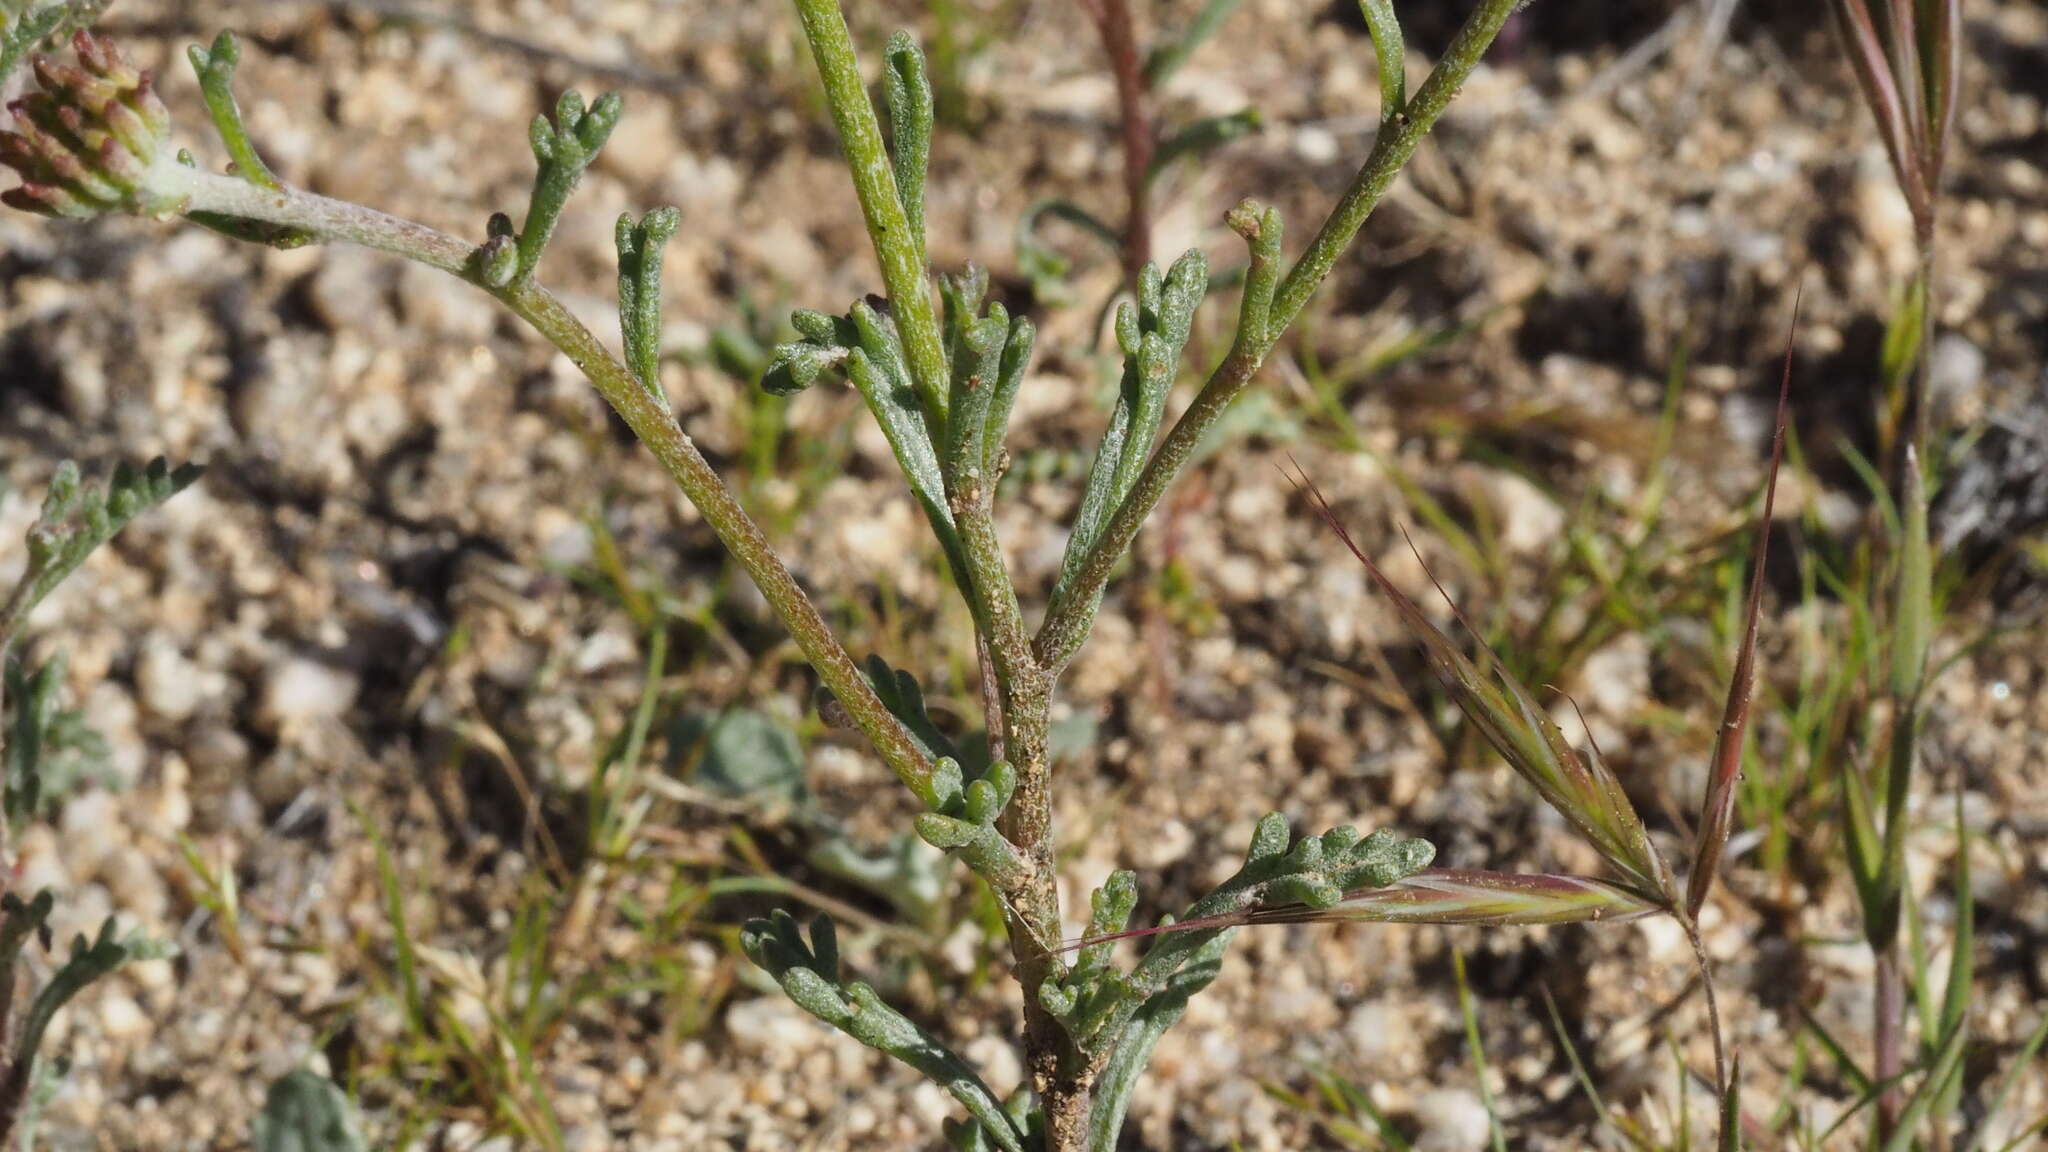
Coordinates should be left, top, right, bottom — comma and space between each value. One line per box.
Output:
252, 1070, 368, 1152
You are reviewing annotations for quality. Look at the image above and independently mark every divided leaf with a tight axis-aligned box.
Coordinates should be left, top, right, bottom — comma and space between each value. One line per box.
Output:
1050, 248, 1209, 619
5, 652, 112, 832
763, 300, 965, 572
181, 32, 314, 246
1356, 0, 1407, 123
934, 263, 1036, 491
912, 757, 1025, 889
615, 206, 682, 397
0, 890, 55, 988
883, 30, 932, 265
740, 911, 1027, 1152
187, 31, 282, 191
507, 88, 622, 282
5, 458, 200, 644
0, 917, 169, 1125
1225, 199, 1282, 354
843, 653, 960, 771
252, 1069, 369, 1152
1049, 815, 1435, 1056
2, 3, 112, 89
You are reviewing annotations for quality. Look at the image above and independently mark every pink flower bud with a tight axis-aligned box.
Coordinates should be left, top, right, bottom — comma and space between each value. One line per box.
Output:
0, 32, 182, 219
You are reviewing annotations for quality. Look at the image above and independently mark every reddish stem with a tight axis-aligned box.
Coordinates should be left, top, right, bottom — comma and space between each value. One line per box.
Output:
1876, 946, 1904, 1138
1079, 0, 1154, 282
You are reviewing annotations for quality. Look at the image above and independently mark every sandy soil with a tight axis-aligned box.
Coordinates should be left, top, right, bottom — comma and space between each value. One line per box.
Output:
1, 0, 2045, 1148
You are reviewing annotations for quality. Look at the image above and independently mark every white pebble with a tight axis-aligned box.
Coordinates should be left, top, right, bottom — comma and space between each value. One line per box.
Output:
1413, 1087, 1492, 1152
135, 637, 206, 723
100, 846, 168, 927
259, 657, 360, 729
1345, 999, 1403, 1063
97, 992, 151, 1041
723, 997, 823, 1062
1295, 125, 1340, 165
1927, 334, 1984, 404
60, 791, 126, 877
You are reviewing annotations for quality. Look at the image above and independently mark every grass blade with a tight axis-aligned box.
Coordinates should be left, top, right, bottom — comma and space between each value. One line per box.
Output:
1959, 1011, 2048, 1152
1880, 1018, 1967, 1152
1452, 947, 1509, 1152
1539, 984, 1623, 1144
1719, 1053, 1743, 1152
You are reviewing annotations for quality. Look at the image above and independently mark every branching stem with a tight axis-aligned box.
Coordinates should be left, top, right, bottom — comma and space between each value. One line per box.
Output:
73, 7, 1527, 1146
1035, 0, 1523, 672
790, 0, 950, 427
168, 169, 943, 812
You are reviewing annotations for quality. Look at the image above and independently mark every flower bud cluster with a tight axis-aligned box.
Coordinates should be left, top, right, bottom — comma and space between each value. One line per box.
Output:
1, 31, 182, 219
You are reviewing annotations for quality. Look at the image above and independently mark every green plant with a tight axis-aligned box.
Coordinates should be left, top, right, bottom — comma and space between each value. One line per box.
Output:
1826, 0, 1957, 457
0, 2, 1534, 1143
0, 0, 105, 84
0, 899, 168, 1141
252, 1070, 369, 1152
0, 458, 193, 1147
1823, 1, 1961, 1139
1081, 327, 1793, 1152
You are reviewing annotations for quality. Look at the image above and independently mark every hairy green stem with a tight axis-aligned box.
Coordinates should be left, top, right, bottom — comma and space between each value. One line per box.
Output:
790, 0, 951, 427
0, 571, 42, 863
949, 452, 1065, 1142
946, 461, 1063, 1095
178, 166, 1090, 1138
170, 172, 940, 807
790, 2, 1081, 1133
1266, 0, 1515, 333
1034, 0, 1523, 671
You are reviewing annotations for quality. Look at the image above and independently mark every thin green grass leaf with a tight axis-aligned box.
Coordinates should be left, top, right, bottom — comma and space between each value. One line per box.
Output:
1960, 1011, 2048, 1152
1539, 984, 1622, 1144
1799, 1006, 1874, 1095
1719, 1053, 1743, 1152
1142, 0, 1244, 85
1880, 1019, 1966, 1152
1452, 947, 1508, 1152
